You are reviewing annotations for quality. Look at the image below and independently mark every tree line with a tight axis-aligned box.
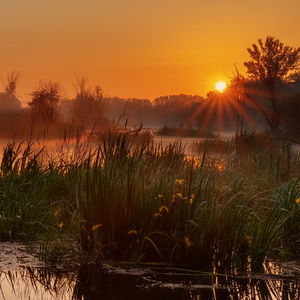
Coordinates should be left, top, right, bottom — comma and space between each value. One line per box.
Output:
0, 36, 299, 139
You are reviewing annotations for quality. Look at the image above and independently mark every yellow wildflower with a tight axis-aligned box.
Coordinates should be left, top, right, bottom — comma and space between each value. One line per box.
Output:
176, 193, 183, 199
57, 221, 63, 229
174, 179, 185, 185
127, 230, 137, 236
92, 224, 102, 231
296, 198, 300, 204
155, 213, 162, 218
159, 205, 169, 214
190, 194, 195, 204
184, 236, 192, 248
54, 208, 61, 217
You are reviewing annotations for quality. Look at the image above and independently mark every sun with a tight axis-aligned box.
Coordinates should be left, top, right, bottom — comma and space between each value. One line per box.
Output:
216, 82, 226, 93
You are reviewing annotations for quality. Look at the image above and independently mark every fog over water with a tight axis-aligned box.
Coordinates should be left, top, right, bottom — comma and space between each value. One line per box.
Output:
1, 132, 300, 162
0, 133, 234, 161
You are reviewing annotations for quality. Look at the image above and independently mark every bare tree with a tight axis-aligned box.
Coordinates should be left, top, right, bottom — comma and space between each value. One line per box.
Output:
72, 75, 106, 135
114, 99, 134, 128
1, 71, 21, 97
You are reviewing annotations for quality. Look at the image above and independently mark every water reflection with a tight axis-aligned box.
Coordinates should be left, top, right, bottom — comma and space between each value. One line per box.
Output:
0, 264, 299, 300
0, 267, 75, 300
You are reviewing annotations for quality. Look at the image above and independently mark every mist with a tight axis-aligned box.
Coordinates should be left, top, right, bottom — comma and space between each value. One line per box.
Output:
0, 74, 300, 140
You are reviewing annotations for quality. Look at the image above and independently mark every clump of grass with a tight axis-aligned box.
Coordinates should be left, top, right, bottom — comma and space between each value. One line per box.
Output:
75, 132, 188, 261
0, 140, 76, 241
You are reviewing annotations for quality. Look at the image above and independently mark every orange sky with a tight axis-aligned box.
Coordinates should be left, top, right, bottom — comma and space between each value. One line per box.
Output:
1, 0, 300, 104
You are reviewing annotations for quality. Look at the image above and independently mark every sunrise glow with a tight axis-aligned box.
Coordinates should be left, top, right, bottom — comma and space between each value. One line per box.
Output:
0, 1, 299, 101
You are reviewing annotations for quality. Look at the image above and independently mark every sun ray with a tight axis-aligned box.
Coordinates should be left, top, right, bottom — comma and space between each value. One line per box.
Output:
180, 82, 267, 134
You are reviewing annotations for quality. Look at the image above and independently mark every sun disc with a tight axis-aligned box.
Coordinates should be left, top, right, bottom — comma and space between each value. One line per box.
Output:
216, 82, 226, 93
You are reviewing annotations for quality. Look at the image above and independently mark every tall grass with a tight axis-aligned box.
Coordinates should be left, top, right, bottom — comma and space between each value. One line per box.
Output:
0, 140, 76, 241
75, 130, 300, 270
0, 130, 299, 272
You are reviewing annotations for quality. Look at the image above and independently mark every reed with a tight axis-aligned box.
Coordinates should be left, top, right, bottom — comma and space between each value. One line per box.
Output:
0, 140, 76, 241
0, 130, 299, 271
75, 131, 300, 270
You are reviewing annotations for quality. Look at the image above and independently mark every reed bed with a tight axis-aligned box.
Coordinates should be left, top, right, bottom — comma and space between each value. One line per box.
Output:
0, 131, 299, 272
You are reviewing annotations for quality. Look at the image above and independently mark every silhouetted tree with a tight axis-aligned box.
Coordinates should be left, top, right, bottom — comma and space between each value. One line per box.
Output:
1, 71, 21, 97
72, 76, 108, 134
0, 71, 22, 112
0, 71, 24, 137
244, 36, 300, 132
28, 80, 61, 137
152, 94, 204, 128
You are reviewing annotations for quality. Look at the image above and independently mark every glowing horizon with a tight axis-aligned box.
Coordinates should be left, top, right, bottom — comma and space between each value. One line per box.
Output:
1, 0, 300, 103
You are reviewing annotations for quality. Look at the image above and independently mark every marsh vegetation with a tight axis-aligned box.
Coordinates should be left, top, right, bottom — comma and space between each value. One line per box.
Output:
0, 131, 299, 274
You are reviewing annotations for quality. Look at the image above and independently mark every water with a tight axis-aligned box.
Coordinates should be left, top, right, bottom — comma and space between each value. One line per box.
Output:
0, 243, 299, 300
1, 133, 299, 161
1, 262, 299, 299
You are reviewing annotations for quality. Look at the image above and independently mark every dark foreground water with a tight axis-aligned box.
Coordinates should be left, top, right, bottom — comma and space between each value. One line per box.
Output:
1, 262, 299, 300
0, 242, 299, 299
